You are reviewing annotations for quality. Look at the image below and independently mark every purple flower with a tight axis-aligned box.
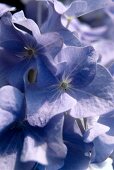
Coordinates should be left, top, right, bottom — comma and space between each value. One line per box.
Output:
0, 85, 66, 170
84, 111, 114, 163
25, 45, 114, 127
23, 0, 113, 46
24, 46, 100, 127
0, 11, 63, 90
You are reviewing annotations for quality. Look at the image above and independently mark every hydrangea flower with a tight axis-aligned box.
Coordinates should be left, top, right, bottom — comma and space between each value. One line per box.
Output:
24, 45, 114, 129
0, 11, 63, 90
24, 45, 98, 127
22, 0, 87, 46
23, 0, 113, 47
0, 85, 66, 170
36, 114, 113, 170
0, 1, 114, 170
61, 16, 107, 44
83, 110, 114, 163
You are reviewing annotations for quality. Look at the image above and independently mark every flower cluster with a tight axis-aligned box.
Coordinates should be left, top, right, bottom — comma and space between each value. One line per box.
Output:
0, 0, 114, 170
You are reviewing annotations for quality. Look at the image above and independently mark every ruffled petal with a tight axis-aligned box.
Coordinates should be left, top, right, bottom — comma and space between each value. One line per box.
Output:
70, 65, 114, 118
21, 114, 67, 169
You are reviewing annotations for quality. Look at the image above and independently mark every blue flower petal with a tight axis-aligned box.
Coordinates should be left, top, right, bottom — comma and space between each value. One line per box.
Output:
12, 11, 41, 39
64, 1, 87, 17
25, 84, 76, 127
80, 0, 113, 16
41, 2, 83, 47
0, 3, 15, 17
60, 146, 90, 170
70, 65, 114, 118
90, 112, 114, 163
55, 46, 96, 88
37, 32, 63, 60
21, 114, 67, 169
0, 128, 35, 170
0, 85, 24, 115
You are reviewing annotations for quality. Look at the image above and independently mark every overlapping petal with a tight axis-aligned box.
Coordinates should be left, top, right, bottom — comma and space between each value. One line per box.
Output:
70, 65, 114, 118
21, 114, 67, 169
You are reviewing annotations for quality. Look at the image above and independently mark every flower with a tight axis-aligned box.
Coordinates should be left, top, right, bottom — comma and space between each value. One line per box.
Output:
23, 0, 113, 46
0, 85, 66, 170
0, 11, 63, 91
25, 46, 99, 127
84, 111, 114, 163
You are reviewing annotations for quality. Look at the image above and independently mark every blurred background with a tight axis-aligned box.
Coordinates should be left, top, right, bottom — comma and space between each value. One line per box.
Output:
0, 0, 105, 27
0, 0, 66, 12
0, 0, 25, 11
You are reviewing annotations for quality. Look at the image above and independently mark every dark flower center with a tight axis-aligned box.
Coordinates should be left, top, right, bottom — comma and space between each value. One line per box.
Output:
24, 47, 36, 58
60, 81, 69, 91
11, 120, 27, 131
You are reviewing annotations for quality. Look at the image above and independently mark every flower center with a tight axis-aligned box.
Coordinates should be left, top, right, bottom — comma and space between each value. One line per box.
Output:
66, 16, 74, 22
60, 81, 69, 91
24, 47, 36, 58
11, 120, 27, 131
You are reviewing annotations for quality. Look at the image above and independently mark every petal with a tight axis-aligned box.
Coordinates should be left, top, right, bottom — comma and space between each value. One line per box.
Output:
0, 12, 23, 43
59, 27, 83, 46
93, 40, 114, 67
60, 145, 90, 170
21, 114, 67, 169
69, 65, 114, 118
0, 129, 34, 170
91, 134, 114, 163
25, 0, 49, 28
41, 2, 84, 47
25, 84, 76, 127
109, 63, 114, 77
0, 12, 37, 50
106, 4, 114, 19
63, 114, 91, 152
64, 1, 87, 17
8, 59, 36, 91
0, 86, 24, 115
85, 106, 114, 162
0, 3, 15, 17
0, 86, 24, 132
24, 59, 57, 89
12, 11, 41, 39
0, 40, 25, 54
90, 158, 113, 170
84, 123, 110, 143
55, 46, 96, 88
38, 32, 63, 58
54, 0, 66, 14
80, 0, 113, 16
